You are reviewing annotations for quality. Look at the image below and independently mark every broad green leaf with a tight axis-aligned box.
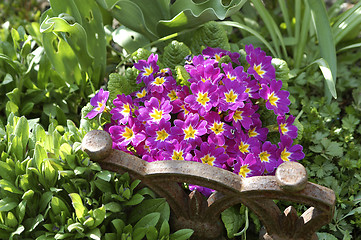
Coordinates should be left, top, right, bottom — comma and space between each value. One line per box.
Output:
0, 161, 16, 182
0, 179, 23, 194
128, 198, 170, 225
308, 0, 337, 99
0, 198, 18, 212
162, 40, 191, 72
112, 26, 150, 53
158, 0, 247, 36
134, 212, 160, 230
159, 220, 170, 238
145, 226, 158, 240
125, 194, 144, 206
6, 88, 20, 107
14, 116, 29, 155
86, 228, 101, 240
41, 29, 82, 85
28, 214, 44, 232
91, 206, 106, 228
69, 193, 87, 220
190, 21, 230, 54
16, 200, 27, 224
67, 222, 85, 233
34, 143, 47, 170
9, 225, 24, 240
221, 205, 244, 238
96, 170, 112, 182
170, 229, 194, 240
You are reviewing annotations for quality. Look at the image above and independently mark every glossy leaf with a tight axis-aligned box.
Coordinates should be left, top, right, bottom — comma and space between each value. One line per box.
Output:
69, 193, 87, 220
169, 229, 194, 240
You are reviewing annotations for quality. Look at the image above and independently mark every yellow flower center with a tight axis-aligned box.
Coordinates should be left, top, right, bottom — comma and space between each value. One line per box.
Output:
197, 92, 210, 106
122, 127, 134, 140
226, 73, 236, 81
238, 165, 251, 178
210, 122, 224, 135
136, 89, 147, 98
168, 90, 178, 101
268, 92, 279, 106
172, 151, 184, 161
238, 141, 250, 153
143, 66, 153, 76
232, 110, 243, 122
215, 54, 222, 62
259, 151, 271, 162
184, 125, 197, 140
156, 129, 169, 141
181, 105, 190, 115
150, 108, 163, 121
122, 104, 131, 114
281, 148, 291, 162
96, 102, 104, 111
225, 90, 238, 103
201, 154, 215, 166
153, 77, 165, 86
248, 127, 258, 138
280, 123, 288, 134
254, 64, 265, 76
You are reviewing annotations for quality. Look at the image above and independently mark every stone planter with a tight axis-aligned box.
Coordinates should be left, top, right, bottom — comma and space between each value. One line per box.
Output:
82, 130, 335, 240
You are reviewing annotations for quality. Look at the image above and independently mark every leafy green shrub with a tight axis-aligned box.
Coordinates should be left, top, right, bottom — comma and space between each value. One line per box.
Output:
0, 114, 193, 239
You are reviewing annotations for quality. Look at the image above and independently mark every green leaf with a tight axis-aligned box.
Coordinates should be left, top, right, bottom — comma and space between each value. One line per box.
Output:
316, 232, 338, 240
342, 115, 360, 132
250, 0, 286, 58
9, 225, 24, 240
134, 212, 160, 230
125, 194, 145, 206
190, 21, 230, 54
221, 205, 244, 238
96, 170, 112, 182
34, 143, 47, 170
0, 179, 23, 194
69, 193, 87, 220
67, 222, 85, 233
159, 220, 170, 238
0, 198, 18, 212
28, 214, 44, 232
332, 1, 361, 44
145, 226, 158, 240
161, 40, 191, 72
112, 26, 150, 53
169, 229, 194, 240
86, 228, 101, 240
128, 198, 170, 226
309, 58, 337, 99
307, 0, 337, 99
158, 0, 247, 36
91, 205, 106, 228
219, 21, 277, 57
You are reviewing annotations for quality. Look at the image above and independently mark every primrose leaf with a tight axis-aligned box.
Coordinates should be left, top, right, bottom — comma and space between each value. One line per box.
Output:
190, 21, 230, 54
161, 40, 191, 72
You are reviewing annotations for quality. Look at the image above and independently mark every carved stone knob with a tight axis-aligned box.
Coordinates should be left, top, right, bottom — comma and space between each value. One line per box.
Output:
275, 161, 308, 192
81, 130, 113, 161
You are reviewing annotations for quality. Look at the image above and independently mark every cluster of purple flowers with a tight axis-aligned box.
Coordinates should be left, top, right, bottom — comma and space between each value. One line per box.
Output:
86, 45, 304, 197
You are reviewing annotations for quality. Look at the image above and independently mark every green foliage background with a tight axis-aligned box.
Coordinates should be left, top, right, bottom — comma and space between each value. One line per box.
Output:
1, 0, 361, 239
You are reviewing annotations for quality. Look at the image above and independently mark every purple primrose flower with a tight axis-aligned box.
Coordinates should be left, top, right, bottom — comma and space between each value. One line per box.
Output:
86, 88, 109, 119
